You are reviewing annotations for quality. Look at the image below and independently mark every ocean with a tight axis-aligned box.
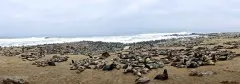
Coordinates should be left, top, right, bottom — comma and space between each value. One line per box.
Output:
0, 32, 199, 47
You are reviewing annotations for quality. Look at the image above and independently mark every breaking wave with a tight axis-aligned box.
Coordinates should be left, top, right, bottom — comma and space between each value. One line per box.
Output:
0, 32, 199, 47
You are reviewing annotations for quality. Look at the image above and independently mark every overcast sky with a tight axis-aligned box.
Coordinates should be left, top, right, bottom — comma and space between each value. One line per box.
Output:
1, 0, 240, 37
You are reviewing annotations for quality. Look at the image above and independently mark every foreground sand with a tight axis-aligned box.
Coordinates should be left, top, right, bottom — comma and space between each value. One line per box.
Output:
0, 38, 240, 84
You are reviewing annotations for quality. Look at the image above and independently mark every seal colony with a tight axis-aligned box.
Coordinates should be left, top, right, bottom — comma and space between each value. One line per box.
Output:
0, 32, 240, 84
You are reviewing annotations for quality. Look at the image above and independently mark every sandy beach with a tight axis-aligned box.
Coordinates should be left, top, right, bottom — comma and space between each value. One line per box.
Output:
0, 33, 240, 84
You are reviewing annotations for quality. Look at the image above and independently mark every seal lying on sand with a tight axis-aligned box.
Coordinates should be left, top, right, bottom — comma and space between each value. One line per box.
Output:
135, 77, 150, 84
2, 78, 28, 84
103, 62, 117, 71
154, 69, 169, 80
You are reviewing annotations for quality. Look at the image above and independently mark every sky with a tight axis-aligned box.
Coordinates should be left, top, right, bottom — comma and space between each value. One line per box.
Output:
0, 0, 240, 37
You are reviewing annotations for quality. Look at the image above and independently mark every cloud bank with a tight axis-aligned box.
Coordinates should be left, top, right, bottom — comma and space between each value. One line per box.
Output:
0, 0, 240, 37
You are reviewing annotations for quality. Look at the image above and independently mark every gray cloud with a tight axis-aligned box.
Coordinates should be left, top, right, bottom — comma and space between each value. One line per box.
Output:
0, 0, 240, 37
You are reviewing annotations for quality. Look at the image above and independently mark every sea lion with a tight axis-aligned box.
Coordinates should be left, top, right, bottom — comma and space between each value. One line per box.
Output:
135, 77, 150, 84
154, 69, 169, 80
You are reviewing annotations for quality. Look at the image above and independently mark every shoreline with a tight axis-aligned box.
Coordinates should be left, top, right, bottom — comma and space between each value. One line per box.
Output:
1, 32, 240, 48
0, 32, 198, 47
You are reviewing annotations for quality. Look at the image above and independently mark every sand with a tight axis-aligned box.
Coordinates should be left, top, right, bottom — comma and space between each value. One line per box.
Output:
0, 38, 240, 84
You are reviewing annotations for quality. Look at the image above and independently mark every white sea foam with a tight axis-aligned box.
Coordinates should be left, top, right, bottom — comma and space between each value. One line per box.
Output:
0, 32, 199, 47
